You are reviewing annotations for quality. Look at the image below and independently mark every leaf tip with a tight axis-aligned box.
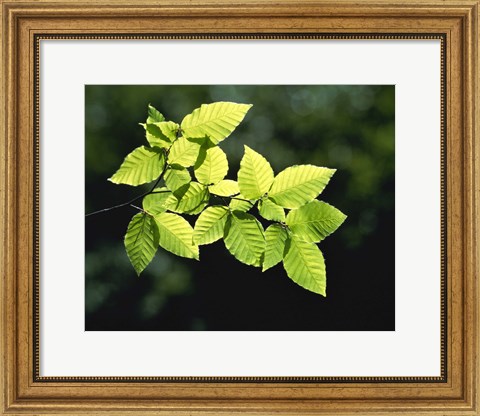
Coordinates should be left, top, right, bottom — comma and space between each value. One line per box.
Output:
192, 245, 200, 261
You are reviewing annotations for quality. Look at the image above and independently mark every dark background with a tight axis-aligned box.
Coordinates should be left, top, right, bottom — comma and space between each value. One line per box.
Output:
85, 85, 395, 331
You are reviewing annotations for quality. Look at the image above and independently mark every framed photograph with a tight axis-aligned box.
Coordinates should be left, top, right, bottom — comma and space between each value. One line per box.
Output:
1, 0, 479, 414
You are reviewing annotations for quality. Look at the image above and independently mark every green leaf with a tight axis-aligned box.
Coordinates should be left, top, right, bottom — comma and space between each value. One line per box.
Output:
193, 206, 229, 245
154, 212, 199, 260
165, 182, 208, 215
263, 224, 288, 272
142, 188, 172, 215
109, 146, 165, 186
209, 179, 240, 197
286, 200, 347, 243
258, 198, 285, 222
269, 165, 336, 209
164, 165, 191, 195
238, 145, 274, 199
144, 124, 171, 148
224, 212, 265, 267
157, 121, 179, 142
181, 102, 252, 144
168, 136, 202, 167
147, 104, 165, 123
283, 236, 326, 296
194, 146, 228, 185
124, 213, 159, 275
229, 192, 255, 212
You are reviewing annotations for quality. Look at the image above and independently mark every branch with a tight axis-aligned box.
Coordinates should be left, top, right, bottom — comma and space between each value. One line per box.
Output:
85, 154, 169, 218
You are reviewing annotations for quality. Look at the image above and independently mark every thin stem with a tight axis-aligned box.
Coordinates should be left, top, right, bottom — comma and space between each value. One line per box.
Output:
86, 150, 169, 218
130, 204, 144, 212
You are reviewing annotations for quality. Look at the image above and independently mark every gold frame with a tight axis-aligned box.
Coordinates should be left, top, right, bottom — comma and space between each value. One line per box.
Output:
1, 0, 479, 414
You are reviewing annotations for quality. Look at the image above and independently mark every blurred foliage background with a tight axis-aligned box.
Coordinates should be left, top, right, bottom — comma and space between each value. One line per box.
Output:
85, 85, 395, 331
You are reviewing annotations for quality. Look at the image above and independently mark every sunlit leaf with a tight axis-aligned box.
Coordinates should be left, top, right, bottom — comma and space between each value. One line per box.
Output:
258, 198, 285, 222
109, 146, 165, 186
142, 188, 172, 215
165, 182, 209, 215
238, 145, 274, 199
168, 136, 202, 167
147, 104, 165, 123
194, 146, 228, 185
269, 165, 336, 209
164, 165, 191, 195
229, 192, 255, 212
286, 200, 347, 243
157, 121, 179, 142
124, 213, 159, 275
224, 212, 265, 267
181, 102, 252, 144
209, 179, 240, 197
283, 236, 326, 296
262, 224, 288, 272
144, 123, 171, 148
193, 206, 229, 245
154, 212, 199, 259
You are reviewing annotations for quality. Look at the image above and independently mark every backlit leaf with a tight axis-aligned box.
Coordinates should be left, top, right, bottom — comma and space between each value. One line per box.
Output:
238, 145, 274, 199
144, 123, 171, 148
142, 188, 171, 215
194, 146, 228, 185
193, 206, 229, 245
165, 182, 208, 215
154, 212, 199, 259
229, 192, 255, 212
109, 146, 165, 186
262, 224, 288, 272
209, 179, 240, 197
157, 121, 179, 142
269, 165, 335, 209
181, 102, 252, 144
283, 236, 326, 296
147, 104, 165, 123
224, 212, 265, 267
286, 200, 347, 243
258, 198, 285, 222
124, 213, 159, 275
164, 165, 191, 195
168, 136, 202, 167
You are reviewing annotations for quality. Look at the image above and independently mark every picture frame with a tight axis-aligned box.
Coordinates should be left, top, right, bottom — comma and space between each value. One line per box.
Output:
1, 0, 478, 414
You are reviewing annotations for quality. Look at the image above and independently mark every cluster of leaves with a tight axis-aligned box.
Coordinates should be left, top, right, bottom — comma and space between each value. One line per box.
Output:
108, 102, 346, 296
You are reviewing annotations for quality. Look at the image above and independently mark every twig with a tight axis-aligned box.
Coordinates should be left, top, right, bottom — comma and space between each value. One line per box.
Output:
130, 204, 145, 212
85, 151, 168, 217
